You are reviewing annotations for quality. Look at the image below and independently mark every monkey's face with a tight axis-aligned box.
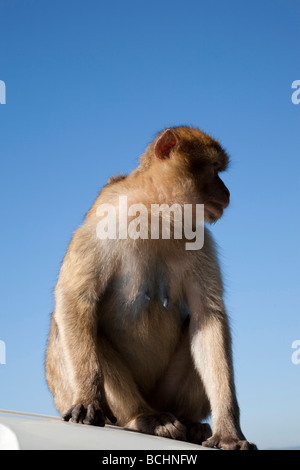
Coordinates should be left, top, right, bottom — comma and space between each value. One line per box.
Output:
181, 159, 230, 223
152, 127, 230, 224
203, 168, 230, 223
198, 163, 230, 223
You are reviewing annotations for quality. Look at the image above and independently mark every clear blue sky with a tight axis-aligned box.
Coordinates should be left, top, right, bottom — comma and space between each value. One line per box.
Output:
0, 0, 299, 450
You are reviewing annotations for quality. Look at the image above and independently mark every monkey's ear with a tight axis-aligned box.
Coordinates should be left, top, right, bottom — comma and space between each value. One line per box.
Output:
154, 129, 178, 159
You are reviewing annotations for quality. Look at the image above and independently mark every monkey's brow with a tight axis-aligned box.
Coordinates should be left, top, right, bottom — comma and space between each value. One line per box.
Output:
207, 143, 230, 169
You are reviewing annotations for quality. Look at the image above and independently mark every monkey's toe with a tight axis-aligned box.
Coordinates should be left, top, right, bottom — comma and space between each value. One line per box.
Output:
125, 412, 186, 441
186, 422, 212, 444
154, 413, 186, 441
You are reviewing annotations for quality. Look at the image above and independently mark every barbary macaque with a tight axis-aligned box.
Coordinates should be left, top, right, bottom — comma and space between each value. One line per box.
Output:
46, 126, 257, 450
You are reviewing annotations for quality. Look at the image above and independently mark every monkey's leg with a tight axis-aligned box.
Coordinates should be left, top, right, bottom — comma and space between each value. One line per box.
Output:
46, 318, 145, 425
46, 314, 114, 426
47, 302, 116, 426
98, 336, 186, 441
150, 325, 212, 445
45, 313, 73, 414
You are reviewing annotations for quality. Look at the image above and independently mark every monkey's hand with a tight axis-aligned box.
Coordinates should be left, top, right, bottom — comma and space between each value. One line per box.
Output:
202, 434, 257, 450
125, 412, 186, 441
62, 402, 117, 426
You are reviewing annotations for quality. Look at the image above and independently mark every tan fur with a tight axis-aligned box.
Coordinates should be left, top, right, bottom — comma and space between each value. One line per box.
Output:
45, 126, 256, 449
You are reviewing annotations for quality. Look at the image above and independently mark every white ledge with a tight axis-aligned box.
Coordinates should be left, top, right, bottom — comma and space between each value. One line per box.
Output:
0, 409, 211, 450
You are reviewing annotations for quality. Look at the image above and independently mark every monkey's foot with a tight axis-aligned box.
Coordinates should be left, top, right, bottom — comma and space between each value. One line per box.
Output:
125, 412, 186, 441
202, 434, 257, 450
185, 422, 212, 445
62, 403, 116, 426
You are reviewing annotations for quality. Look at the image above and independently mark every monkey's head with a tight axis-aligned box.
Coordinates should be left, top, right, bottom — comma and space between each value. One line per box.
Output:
140, 126, 230, 224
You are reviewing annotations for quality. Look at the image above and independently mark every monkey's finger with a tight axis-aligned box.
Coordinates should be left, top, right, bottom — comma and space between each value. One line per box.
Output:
62, 405, 76, 422
96, 409, 107, 426
70, 403, 85, 423
83, 404, 96, 425
105, 404, 117, 424
81, 404, 106, 426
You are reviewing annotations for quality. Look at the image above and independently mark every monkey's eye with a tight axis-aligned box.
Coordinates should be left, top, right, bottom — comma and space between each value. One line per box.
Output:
190, 159, 204, 171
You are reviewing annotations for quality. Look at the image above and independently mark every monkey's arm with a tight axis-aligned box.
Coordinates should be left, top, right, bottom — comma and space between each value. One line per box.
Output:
187, 296, 245, 449
184, 254, 256, 449
53, 228, 116, 425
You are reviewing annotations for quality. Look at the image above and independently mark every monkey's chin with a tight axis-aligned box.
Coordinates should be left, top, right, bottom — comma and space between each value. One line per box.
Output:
204, 202, 224, 223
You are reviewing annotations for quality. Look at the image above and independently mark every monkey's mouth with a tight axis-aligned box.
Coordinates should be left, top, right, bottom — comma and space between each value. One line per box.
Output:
204, 201, 224, 221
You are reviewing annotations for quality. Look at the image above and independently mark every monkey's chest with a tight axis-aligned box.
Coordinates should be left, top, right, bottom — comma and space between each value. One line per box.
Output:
99, 258, 189, 388
101, 258, 188, 322
107, 271, 173, 313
